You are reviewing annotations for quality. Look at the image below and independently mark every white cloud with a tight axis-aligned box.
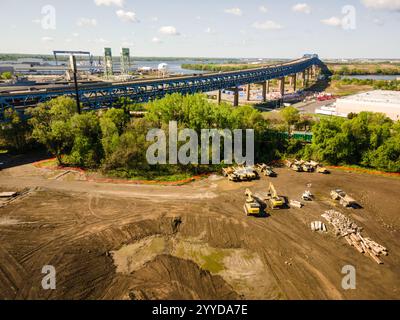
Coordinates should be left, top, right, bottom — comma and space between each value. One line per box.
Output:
159, 26, 180, 35
32, 19, 41, 24
152, 37, 162, 43
72, 33, 80, 37
122, 41, 134, 47
259, 5, 268, 13
41, 36, 54, 42
77, 18, 97, 27
292, 3, 311, 14
205, 27, 216, 34
116, 10, 139, 23
373, 18, 385, 26
150, 16, 158, 22
252, 20, 283, 30
94, 38, 109, 44
321, 16, 343, 27
94, 0, 124, 7
224, 7, 243, 16
361, 0, 400, 11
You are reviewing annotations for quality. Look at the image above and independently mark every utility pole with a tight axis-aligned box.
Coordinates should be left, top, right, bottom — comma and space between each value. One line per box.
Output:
69, 55, 81, 114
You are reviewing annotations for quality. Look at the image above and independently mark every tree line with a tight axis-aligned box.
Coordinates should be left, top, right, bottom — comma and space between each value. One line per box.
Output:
1, 94, 399, 177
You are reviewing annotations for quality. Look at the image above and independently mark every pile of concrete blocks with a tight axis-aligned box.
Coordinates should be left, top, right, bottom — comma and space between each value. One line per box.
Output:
321, 210, 388, 264
321, 210, 361, 237
311, 221, 327, 232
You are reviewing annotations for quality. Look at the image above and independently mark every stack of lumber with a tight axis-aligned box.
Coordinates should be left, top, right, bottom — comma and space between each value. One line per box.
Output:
322, 210, 388, 264
311, 221, 327, 232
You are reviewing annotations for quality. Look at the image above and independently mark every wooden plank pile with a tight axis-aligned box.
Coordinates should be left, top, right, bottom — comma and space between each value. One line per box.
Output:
321, 210, 388, 264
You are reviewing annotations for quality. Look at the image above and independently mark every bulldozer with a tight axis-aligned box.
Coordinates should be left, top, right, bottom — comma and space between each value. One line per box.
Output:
256, 163, 277, 177
302, 162, 315, 172
266, 182, 285, 209
244, 189, 261, 216
291, 163, 303, 172
223, 166, 258, 182
317, 166, 330, 174
330, 189, 358, 208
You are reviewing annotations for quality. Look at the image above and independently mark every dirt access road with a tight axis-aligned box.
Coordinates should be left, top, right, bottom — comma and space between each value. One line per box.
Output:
0, 162, 399, 300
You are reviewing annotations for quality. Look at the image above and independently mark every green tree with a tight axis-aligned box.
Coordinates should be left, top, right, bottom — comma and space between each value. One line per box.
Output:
27, 96, 77, 164
280, 106, 300, 135
67, 112, 103, 168
0, 108, 32, 151
1, 72, 13, 80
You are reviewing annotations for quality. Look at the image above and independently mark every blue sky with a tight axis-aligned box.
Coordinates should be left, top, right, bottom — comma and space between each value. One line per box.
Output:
0, 0, 399, 58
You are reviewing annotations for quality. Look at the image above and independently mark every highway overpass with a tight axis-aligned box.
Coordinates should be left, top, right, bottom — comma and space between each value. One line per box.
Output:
0, 55, 324, 117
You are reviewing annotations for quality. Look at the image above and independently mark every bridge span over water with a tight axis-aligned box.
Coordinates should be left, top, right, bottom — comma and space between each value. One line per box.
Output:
0, 55, 324, 116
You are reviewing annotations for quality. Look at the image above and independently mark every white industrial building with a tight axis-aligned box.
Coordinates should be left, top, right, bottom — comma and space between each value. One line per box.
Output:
334, 90, 400, 121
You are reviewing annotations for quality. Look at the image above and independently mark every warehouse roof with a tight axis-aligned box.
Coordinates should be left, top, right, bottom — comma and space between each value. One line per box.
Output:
338, 90, 400, 105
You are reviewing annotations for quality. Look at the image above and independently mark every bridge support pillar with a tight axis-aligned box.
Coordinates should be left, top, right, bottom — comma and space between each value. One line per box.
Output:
292, 74, 297, 92
217, 90, 222, 104
246, 84, 251, 101
302, 71, 306, 88
261, 82, 267, 102
266, 80, 270, 94
233, 87, 239, 107
279, 77, 285, 97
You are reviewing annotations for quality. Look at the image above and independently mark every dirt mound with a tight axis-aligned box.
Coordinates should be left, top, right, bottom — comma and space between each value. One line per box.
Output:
128, 255, 240, 300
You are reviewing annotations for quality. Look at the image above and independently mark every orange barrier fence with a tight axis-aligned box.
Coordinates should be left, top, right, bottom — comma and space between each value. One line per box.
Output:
327, 165, 400, 178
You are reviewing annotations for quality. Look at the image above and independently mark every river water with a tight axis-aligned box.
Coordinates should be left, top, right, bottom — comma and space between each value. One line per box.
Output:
341, 75, 400, 81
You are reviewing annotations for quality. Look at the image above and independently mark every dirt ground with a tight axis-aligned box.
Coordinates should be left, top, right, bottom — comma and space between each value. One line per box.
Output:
0, 160, 399, 300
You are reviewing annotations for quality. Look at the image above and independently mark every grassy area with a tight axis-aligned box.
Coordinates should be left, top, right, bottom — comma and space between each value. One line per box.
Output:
103, 169, 195, 182
325, 80, 374, 96
201, 251, 228, 273
327, 63, 400, 75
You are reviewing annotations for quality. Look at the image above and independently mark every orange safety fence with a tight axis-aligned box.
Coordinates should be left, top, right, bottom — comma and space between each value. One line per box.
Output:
327, 165, 400, 178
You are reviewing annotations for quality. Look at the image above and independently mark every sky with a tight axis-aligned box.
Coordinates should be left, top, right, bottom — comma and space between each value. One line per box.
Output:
0, 0, 400, 59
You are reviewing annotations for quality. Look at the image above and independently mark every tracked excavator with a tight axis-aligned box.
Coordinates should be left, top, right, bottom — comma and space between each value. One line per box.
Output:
244, 189, 261, 216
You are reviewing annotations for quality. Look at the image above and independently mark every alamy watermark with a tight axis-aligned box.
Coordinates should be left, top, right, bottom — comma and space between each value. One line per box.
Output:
41, 265, 56, 290
341, 265, 356, 290
146, 121, 254, 166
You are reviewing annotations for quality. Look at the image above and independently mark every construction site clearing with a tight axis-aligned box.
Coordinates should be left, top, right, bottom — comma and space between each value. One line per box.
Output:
0, 157, 399, 300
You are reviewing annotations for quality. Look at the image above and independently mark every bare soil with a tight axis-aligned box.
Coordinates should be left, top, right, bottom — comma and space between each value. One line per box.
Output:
0, 161, 399, 300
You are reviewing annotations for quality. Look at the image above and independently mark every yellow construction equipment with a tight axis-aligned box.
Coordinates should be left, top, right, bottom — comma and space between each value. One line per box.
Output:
317, 166, 330, 174
267, 182, 285, 209
244, 189, 261, 216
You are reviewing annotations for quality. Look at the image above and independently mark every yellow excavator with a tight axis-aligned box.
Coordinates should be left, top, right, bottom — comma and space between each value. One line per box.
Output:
244, 189, 261, 216
267, 182, 285, 209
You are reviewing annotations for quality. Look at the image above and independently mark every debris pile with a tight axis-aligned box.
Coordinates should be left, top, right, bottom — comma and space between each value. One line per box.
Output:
322, 210, 388, 264
311, 221, 327, 232
289, 200, 303, 208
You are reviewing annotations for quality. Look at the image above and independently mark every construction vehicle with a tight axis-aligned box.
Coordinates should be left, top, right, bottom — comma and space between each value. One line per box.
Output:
330, 189, 358, 207
285, 160, 293, 168
222, 166, 258, 182
302, 162, 314, 172
244, 189, 261, 216
317, 166, 330, 174
266, 182, 285, 209
222, 167, 234, 177
291, 162, 303, 172
256, 163, 277, 177
302, 190, 314, 201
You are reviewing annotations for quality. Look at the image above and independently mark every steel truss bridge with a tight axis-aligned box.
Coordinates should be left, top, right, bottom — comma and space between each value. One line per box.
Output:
0, 55, 323, 117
